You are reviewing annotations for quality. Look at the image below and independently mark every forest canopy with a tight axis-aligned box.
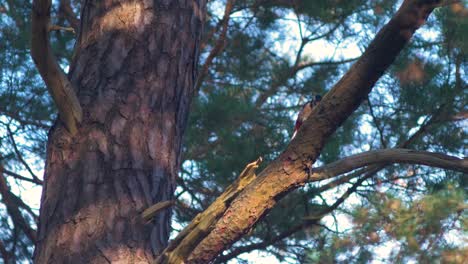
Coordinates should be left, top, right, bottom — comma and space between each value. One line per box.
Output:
0, 0, 466, 263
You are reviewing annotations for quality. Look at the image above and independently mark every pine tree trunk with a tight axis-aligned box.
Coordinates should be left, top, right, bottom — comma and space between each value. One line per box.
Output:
33, 1, 205, 263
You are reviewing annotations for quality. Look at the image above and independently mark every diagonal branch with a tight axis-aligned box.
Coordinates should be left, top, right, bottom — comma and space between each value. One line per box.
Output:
6, 126, 41, 183
0, 165, 37, 243
181, 1, 448, 263
215, 99, 460, 261
195, 0, 236, 93
2, 168, 43, 185
31, 0, 82, 134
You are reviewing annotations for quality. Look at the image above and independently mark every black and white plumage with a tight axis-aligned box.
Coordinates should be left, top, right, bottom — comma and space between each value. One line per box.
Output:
291, 95, 322, 139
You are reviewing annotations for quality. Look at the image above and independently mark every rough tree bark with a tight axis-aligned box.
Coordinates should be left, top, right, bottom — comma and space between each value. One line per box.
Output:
33, 0, 206, 263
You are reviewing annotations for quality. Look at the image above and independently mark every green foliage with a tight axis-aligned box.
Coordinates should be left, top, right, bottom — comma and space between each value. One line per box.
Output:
0, 0, 466, 263
305, 184, 466, 263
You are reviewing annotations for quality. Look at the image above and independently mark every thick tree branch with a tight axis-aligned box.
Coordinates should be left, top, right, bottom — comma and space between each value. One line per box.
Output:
31, 0, 82, 134
181, 1, 446, 263
311, 149, 467, 181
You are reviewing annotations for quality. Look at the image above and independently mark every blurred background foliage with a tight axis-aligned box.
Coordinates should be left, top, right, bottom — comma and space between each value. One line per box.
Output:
0, 0, 466, 263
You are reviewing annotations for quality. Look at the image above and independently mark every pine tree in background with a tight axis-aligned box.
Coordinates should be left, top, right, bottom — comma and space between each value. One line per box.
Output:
0, 0, 466, 263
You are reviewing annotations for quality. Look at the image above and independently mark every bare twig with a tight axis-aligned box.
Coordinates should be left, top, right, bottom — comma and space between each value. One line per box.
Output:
48, 24, 75, 34
142, 200, 176, 222
195, 0, 236, 92
6, 126, 41, 183
2, 168, 43, 185
367, 96, 387, 148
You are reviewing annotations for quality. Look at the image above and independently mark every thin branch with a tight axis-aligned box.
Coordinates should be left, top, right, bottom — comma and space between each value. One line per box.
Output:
214, 221, 310, 263
195, 0, 236, 93
313, 167, 376, 193
254, 56, 358, 108
313, 169, 376, 218
294, 57, 359, 72
31, 0, 82, 134
58, 0, 79, 33
2, 168, 43, 185
367, 96, 387, 148
447, 111, 468, 121
0, 106, 51, 129
6, 126, 41, 183
0, 166, 37, 243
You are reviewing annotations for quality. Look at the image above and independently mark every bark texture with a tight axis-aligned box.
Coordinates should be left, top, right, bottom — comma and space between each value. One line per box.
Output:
33, 1, 206, 263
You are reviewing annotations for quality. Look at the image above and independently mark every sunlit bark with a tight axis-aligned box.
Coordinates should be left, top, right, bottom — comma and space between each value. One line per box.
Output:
33, 1, 206, 263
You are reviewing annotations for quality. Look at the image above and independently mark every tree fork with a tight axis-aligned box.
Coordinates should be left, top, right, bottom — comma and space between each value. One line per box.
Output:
31, 0, 82, 134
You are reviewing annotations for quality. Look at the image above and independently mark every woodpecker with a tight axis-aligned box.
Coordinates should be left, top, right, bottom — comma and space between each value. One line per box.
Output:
291, 95, 322, 139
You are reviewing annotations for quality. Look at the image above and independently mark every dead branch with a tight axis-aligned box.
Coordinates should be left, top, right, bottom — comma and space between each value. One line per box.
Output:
48, 24, 75, 34
157, 157, 262, 263
31, 0, 82, 134
58, 0, 79, 33
142, 200, 176, 223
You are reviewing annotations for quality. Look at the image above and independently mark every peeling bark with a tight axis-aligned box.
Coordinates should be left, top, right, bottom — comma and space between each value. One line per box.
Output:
33, 1, 206, 263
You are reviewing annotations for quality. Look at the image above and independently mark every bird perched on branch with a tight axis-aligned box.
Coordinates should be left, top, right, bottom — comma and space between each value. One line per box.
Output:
291, 95, 322, 140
